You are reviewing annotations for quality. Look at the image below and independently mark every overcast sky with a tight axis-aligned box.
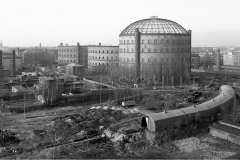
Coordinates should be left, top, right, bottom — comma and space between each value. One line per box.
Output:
0, 0, 240, 47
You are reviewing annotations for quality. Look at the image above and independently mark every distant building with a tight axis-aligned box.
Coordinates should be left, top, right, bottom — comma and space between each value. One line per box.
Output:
0, 40, 2, 47
2, 55, 22, 72
88, 44, 119, 74
22, 48, 45, 65
191, 54, 200, 69
57, 43, 88, 67
213, 65, 240, 73
66, 63, 86, 76
223, 51, 240, 66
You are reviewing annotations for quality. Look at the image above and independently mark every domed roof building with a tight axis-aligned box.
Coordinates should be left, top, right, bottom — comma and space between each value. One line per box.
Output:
118, 16, 191, 85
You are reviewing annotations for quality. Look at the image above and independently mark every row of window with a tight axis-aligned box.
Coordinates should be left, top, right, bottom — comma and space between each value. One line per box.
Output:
89, 62, 118, 66
92, 68, 109, 72
119, 39, 190, 44
88, 56, 118, 60
58, 59, 87, 63
118, 65, 190, 72
120, 48, 190, 53
59, 54, 76, 57
88, 50, 118, 53
119, 57, 190, 63
59, 49, 77, 52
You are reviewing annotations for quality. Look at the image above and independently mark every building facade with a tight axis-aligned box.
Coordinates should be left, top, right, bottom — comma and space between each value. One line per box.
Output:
223, 51, 240, 66
22, 48, 45, 65
88, 44, 119, 74
119, 16, 191, 85
2, 56, 22, 72
58, 43, 88, 66
191, 54, 200, 69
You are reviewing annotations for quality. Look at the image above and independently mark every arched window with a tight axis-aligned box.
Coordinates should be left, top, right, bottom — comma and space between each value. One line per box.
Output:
99, 50, 100, 53
107, 57, 108, 59
154, 40, 157, 44
148, 48, 151, 52
142, 40, 145, 44
148, 40, 151, 44
127, 48, 129, 52
107, 50, 108, 53
142, 48, 144, 52
160, 39, 164, 44
127, 40, 129, 44
142, 58, 145, 62
95, 50, 97, 53
154, 48, 157, 52
103, 57, 104, 59
99, 57, 100, 59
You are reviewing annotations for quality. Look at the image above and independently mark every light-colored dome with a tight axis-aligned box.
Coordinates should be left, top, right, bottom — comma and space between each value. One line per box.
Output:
120, 16, 188, 35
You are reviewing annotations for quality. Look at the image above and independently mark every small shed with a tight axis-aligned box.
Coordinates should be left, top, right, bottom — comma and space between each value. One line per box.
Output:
141, 110, 185, 132
209, 123, 240, 146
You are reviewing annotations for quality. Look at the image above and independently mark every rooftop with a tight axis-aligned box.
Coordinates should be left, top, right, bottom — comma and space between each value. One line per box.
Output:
120, 16, 189, 36
210, 123, 240, 136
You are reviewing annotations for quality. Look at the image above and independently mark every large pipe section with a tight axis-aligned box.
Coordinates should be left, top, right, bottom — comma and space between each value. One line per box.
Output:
0, 50, 3, 78
216, 49, 221, 71
135, 28, 141, 83
11, 50, 16, 77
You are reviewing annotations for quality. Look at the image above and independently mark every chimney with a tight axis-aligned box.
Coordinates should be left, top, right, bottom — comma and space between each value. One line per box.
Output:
216, 49, 221, 71
0, 50, 3, 78
135, 28, 141, 83
77, 42, 81, 65
60, 43, 63, 46
11, 50, 16, 77
99, 43, 101, 46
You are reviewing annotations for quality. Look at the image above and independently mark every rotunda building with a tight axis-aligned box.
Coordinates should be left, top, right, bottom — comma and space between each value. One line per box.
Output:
119, 16, 191, 85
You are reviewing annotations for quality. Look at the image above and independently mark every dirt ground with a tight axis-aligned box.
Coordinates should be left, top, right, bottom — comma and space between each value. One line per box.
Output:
1, 102, 240, 159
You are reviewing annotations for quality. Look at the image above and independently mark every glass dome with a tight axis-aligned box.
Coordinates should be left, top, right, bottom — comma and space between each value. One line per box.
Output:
120, 16, 188, 35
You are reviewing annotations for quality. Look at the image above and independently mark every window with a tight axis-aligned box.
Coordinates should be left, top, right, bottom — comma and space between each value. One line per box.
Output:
166, 48, 169, 52
107, 63, 109, 66
166, 40, 169, 44
124, 40, 125, 44
107, 57, 108, 59
124, 58, 125, 61
148, 48, 151, 53
127, 40, 129, 44
111, 50, 113, 53
95, 50, 97, 53
154, 58, 157, 62
116, 50, 118, 53
142, 48, 144, 52
111, 57, 113, 59
127, 58, 129, 62
131, 48, 134, 52
142, 58, 144, 62
127, 48, 129, 52
124, 48, 125, 52
131, 58, 134, 62
148, 40, 151, 44
148, 58, 151, 62
99, 57, 100, 59
154, 48, 157, 52
132, 40, 134, 43
172, 48, 175, 52
154, 40, 157, 44
103, 57, 104, 59
142, 40, 145, 44
172, 40, 175, 44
